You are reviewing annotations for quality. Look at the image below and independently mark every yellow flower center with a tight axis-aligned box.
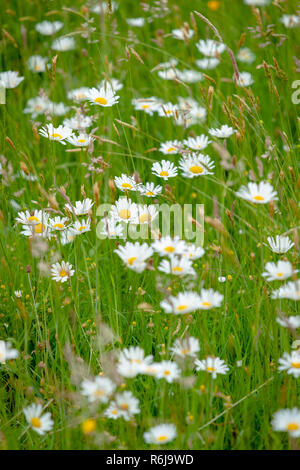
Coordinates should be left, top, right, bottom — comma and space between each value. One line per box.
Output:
160, 171, 169, 177
291, 362, 300, 369
177, 305, 188, 311
276, 272, 283, 277
111, 409, 118, 415
181, 348, 190, 355
202, 301, 212, 307
53, 223, 64, 229
78, 226, 86, 231
208, 1, 220, 11
119, 209, 131, 220
157, 435, 168, 442
122, 183, 133, 189
50, 133, 62, 139
207, 366, 216, 372
287, 422, 299, 431
77, 139, 86, 143
81, 419, 97, 434
31, 417, 41, 428
164, 370, 171, 375
253, 195, 264, 201
139, 213, 149, 223
94, 389, 105, 397
164, 246, 175, 253
128, 257, 137, 266
60, 270, 68, 277
34, 223, 45, 234
172, 266, 183, 272
146, 191, 154, 196
142, 104, 149, 109
95, 97, 108, 105
120, 403, 129, 411
189, 165, 203, 174
167, 147, 176, 152
28, 216, 39, 222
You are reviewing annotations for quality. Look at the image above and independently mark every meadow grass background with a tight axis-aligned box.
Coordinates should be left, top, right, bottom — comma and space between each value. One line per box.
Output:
0, 0, 299, 450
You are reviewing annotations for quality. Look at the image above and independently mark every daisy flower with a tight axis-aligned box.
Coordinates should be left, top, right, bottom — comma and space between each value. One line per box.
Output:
67, 87, 90, 102
20, 221, 51, 239
171, 28, 194, 40
27, 55, 48, 73
159, 140, 182, 155
208, 124, 236, 138
114, 174, 139, 192
91, 1, 118, 14
195, 356, 229, 378
85, 86, 119, 107
51, 37, 76, 51
160, 291, 201, 314
0, 340, 18, 364
177, 70, 203, 83
60, 230, 76, 245
98, 78, 123, 92
244, 0, 270, 5
158, 256, 196, 277
170, 336, 200, 358
151, 160, 178, 180
195, 58, 220, 70
183, 244, 205, 260
104, 403, 125, 420
110, 197, 138, 224
276, 316, 300, 330
66, 133, 94, 147
49, 216, 69, 231
39, 124, 73, 145
65, 198, 94, 216
113, 391, 140, 420
132, 97, 162, 115
98, 217, 124, 238
137, 204, 158, 224
272, 408, 300, 438
152, 236, 187, 257
267, 235, 294, 254
236, 48, 256, 64
198, 288, 224, 309
35, 20, 63, 35
23, 97, 50, 118
280, 14, 300, 28
156, 360, 181, 383
262, 261, 296, 281
184, 135, 211, 151
196, 39, 226, 57
0, 71, 24, 89
14, 290, 22, 298
63, 115, 93, 130
144, 424, 177, 445
278, 351, 300, 378
271, 280, 300, 301
69, 218, 91, 235
114, 242, 153, 273
234, 71, 254, 87
138, 182, 162, 198
81, 376, 116, 403
179, 153, 215, 178
16, 210, 48, 226
51, 261, 74, 283
157, 102, 179, 118
126, 18, 146, 27
117, 346, 153, 378
48, 102, 70, 116
23, 403, 54, 435
157, 68, 179, 81
235, 181, 278, 204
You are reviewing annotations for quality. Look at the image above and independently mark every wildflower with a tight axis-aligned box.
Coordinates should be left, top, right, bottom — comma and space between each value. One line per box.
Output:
51, 261, 74, 283
0, 71, 24, 89
14, 290, 22, 298
138, 182, 162, 198
151, 160, 178, 180
49, 216, 69, 231
236, 48, 256, 64
196, 39, 226, 57
184, 135, 211, 151
132, 97, 162, 115
39, 124, 73, 145
234, 71, 254, 87
160, 291, 201, 314
98, 78, 123, 92
69, 218, 91, 235
110, 197, 138, 224
271, 280, 300, 301
158, 256, 196, 277
157, 68, 179, 81
66, 133, 94, 147
152, 236, 187, 257
278, 351, 300, 378
67, 87, 90, 102
35, 20, 63, 35
85, 86, 119, 107
114, 174, 139, 192
81, 376, 116, 403
144, 424, 177, 445
198, 288, 224, 309
117, 346, 153, 378
209, 124, 236, 138
0, 340, 18, 364
157, 102, 179, 118
104, 403, 125, 420
137, 204, 158, 224
183, 244, 205, 260
23, 403, 54, 435
171, 28, 194, 40
267, 235, 294, 254
262, 261, 295, 281
115, 242, 153, 273
16, 210, 48, 226
27, 55, 48, 73
170, 337, 200, 358
81, 419, 97, 434
156, 360, 181, 383
159, 140, 182, 155
236, 181, 278, 204
177, 70, 203, 83
63, 115, 93, 130
112, 391, 140, 420
91, 1, 118, 14
195, 356, 229, 378
126, 18, 146, 27
65, 198, 94, 216
51, 37, 76, 51
276, 316, 300, 330
179, 153, 215, 178
23, 96, 50, 118
99, 217, 124, 238
195, 58, 220, 69
272, 408, 300, 438
280, 15, 300, 28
